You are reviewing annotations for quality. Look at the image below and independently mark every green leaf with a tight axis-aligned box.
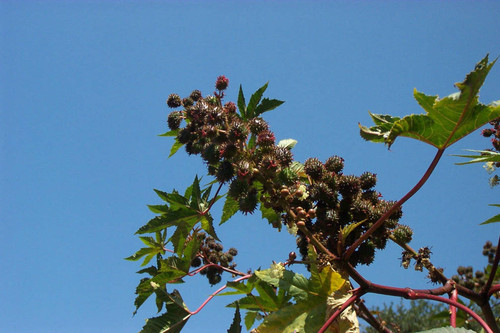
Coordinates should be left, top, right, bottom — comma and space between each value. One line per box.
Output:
246, 82, 269, 119
200, 214, 219, 240
244, 311, 260, 331
148, 204, 170, 214
238, 85, 247, 120
126, 247, 159, 266
227, 303, 242, 333
169, 139, 184, 158
260, 203, 280, 228
255, 98, 285, 117
415, 327, 476, 333
140, 290, 190, 333
221, 195, 239, 225
454, 150, 500, 165
360, 55, 500, 149
158, 129, 179, 137
136, 208, 199, 234
277, 138, 297, 150
247, 133, 257, 149
481, 204, 500, 225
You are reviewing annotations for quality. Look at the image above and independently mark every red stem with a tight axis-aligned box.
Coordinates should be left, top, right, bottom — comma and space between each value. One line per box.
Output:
189, 274, 251, 315
450, 288, 457, 327
318, 288, 366, 333
345, 148, 445, 260
409, 293, 493, 333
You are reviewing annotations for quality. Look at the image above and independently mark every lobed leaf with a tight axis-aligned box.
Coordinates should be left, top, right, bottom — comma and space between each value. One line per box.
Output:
360, 55, 500, 149
246, 82, 269, 119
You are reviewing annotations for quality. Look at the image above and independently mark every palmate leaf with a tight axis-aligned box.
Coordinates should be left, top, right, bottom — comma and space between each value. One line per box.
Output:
360, 55, 500, 149
229, 258, 345, 333
140, 290, 190, 333
415, 327, 476, 333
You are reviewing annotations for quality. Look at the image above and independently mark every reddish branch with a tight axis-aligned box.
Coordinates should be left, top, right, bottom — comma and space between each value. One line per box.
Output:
345, 148, 445, 260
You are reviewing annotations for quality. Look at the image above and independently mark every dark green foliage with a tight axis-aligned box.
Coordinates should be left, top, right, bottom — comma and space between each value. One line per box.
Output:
362, 300, 449, 333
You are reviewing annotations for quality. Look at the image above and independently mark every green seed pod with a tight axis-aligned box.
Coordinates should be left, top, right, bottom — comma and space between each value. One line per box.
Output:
228, 179, 250, 199
216, 161, 234, 183
392, 225, 413, 244
238, 187, 258, 214
201, 144, 221, 164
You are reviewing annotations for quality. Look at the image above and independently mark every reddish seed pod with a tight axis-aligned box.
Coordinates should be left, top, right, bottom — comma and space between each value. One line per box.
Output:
289, 252, 297, 261
307, 209, 316, 218
280, 188, 290, 197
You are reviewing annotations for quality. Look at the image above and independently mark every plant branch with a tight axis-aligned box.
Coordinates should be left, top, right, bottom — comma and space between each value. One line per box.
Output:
481, 235, 500, 296
189, 274, 251, 315
355, 301, 394, 333
345, 148, 445, 260
318, 288, 366, 333
450, 288, 457, 327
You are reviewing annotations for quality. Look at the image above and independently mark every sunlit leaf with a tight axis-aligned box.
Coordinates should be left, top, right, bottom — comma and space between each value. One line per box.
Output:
277, 138, 297, 150
169, 139, 184, 158
452, 149, 500, 165
360, 55, 500, 149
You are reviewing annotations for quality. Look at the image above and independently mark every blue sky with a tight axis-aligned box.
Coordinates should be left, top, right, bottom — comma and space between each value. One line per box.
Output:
1, 1, 499, 332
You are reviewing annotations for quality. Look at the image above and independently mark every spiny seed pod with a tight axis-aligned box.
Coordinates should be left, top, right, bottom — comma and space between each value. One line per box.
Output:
228, 248, 238, 256
177, 127, 194, 144
167, 93, 182, 108
216, 161, 234, 183
337, 175, 361, 198
215, 75, 229, 91
309, 182, 335, 205
228, 179, 250, 199
185, 141, 203, 155
208, 273, 222, 285
361, 190, 380, 205
392, 225, 413, 244
191, 257, 202, 267
274, 146, 293, 167
182, 97, 194, 108
190, 90, 202, 101
207, 109, 224, 125
248, 117, 269, 135
304, 158, 325, 181
355, 242, 376, 266
325, 156, 344, 173
229, 122, 248, 142
238, 187, 258, 214
167, 111, 183, 130
215, 243, 223, 252
224, 101, 237, 114
257, 130, 275, 147
201, 144, 220, 164
359, 172, 377, 190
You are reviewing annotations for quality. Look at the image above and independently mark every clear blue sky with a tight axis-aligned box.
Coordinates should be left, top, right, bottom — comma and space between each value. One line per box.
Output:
1, 1, 499, 332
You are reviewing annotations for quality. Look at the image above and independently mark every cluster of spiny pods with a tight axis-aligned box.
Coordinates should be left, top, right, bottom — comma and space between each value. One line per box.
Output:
165, 76, 411, 285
